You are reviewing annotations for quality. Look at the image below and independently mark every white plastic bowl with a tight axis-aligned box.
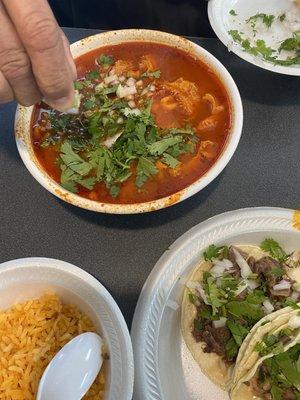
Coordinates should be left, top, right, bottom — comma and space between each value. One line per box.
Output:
0, 258, 134, 400
15, 29, 243, 214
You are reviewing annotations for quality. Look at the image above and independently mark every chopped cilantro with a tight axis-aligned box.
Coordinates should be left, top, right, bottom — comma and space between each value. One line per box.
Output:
74, 81, 85, 90
226, 320, 249, 346
261, 238, 288, 262
188, 292, 198, 304
142, 70, 161, 79
84, 98, 96, 110
225, 338, 239, 361
229, 9, 237, 16
49, 114, 71, 133
203, 244, 229, 261
109, 185, 120, 197
246, 13, 275, 28
194, 320, 204, 331
227, 300, 263, 321
147, 135, 183, 156
229, 30, 243, 44
279, 13, 286, 22
270, 266, 284, 278
204, 275, 227, 315
246, 290, 266, 305
86, 70, 100, 80
284, 298, 300, 310
135, 157, 158, 188
97, 54, 114, 67
271, 385, 282, 400
279, 31, 300, 52
162, 153, 180, 168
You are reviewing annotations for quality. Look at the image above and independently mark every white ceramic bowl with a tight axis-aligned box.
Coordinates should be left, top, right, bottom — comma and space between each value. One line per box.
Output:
15, 29, 243, 214
0, 258, 134, 400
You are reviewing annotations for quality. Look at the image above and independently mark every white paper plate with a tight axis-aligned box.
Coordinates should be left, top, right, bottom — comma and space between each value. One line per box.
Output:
131, 207, 300, 400
0, 258, 134, 400
208, 0, 300, 76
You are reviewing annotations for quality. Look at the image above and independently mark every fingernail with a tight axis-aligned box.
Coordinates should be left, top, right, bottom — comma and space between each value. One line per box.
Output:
46, 92, 74, 112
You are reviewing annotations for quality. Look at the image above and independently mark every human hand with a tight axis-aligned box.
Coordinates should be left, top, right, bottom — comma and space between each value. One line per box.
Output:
0, 0, 76, 111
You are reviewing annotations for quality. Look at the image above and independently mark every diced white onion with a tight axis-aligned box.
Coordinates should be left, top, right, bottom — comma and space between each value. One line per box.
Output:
166, 300, 179, 311
109, 68, 115, 76
233, 248, 252, 279
150, 84, 156, 92
95, 82, 105, 93
141, 85, 150, 96
273, 280, 292, 291
213, 317, 227, 328
104, 74, 118, 84
119, 76, 126, 82
246, 279, 260, 290
235, 280, 248, 296
117, 117, 124, 124
116, 84, 137, 98
128, 100, 136, 108
126, 77, 136, 86
186, 281, 209, 305
289, 315, 300, 329
213, 259, 234, 269
262, 299, 275, 315
136, 80, 143, 87
122, 107, 141, 117
210, 259, 234, 278
102, 132, 122, 148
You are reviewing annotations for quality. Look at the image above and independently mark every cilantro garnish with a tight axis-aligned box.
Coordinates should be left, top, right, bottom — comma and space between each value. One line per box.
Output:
229, 9, 237, 16
162, 153, 180, 169
227, 300, 263, 321
226, 320, 249, 346
246, 13, 275, 28
147, 136, 183, 156
279, 31, 300, 52
74, 81, 85, 90
97, 54, 114, 67
229, 30, 243, 44
86, 70, 100, 80
49, 114, 71, 133
142, 70, 161, 79
279, 13, 286, 22
284, 298, 300, 310
203, 244, 229, 261
136, 157, 158, 188
225, 338, 239, 361
260, 238, 288, 262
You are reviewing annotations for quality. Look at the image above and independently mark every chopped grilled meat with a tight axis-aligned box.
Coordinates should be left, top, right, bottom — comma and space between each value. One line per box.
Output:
249, 256, 292, 298
192, 323, 231, 358
270, 287, 292, 298
250, 256, 280, 278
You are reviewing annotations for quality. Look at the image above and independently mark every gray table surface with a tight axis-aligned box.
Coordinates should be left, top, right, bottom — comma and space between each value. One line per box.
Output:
0, 28, 299, 327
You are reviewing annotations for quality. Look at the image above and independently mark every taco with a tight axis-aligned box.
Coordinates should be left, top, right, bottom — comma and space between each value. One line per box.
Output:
231, 313, 300, 400
181, 239, 300, 390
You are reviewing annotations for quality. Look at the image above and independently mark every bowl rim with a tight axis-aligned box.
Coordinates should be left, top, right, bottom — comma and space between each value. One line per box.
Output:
0, 257, 134, 400
15, 28, 243, 214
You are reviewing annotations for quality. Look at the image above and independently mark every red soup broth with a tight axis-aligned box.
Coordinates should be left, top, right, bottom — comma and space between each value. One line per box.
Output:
31, 42, 231, 204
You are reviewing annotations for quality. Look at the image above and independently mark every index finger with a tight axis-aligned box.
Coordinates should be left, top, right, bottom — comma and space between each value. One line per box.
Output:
2, 0, 75, 111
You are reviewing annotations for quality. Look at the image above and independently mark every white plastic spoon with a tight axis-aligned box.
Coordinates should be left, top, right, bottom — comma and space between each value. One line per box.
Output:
37, 332, 103, 400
